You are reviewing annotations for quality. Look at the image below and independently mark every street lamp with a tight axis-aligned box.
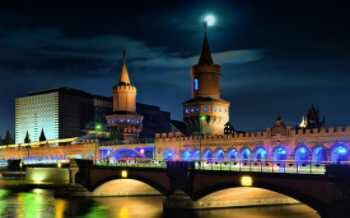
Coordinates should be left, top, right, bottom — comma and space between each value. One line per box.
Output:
94, 123, 102, 164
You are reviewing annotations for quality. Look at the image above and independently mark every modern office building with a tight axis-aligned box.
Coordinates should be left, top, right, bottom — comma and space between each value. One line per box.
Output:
15, 87, 111, 144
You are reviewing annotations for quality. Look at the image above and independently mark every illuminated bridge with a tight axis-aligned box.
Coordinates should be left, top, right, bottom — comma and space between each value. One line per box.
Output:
71, 159, 350, 218
99, 142, 350, 164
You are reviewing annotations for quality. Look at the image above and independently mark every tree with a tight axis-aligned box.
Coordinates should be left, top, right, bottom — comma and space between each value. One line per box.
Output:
39, 128, 47, 142
2, 130, 14, 145
24, 131, 31, 144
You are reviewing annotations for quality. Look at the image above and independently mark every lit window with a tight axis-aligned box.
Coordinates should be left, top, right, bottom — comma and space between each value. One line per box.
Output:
203, 105, 208, 112
194, 78, 199, 91
191, 108, 194, 112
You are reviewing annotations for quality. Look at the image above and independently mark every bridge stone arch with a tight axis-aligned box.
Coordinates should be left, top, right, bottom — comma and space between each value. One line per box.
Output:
190, 173, 331, 216
90, 174, 170, 195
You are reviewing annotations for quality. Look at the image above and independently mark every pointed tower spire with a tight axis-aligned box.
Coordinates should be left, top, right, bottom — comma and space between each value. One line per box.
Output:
198, 22, 213, 65
119, 49, 131, 85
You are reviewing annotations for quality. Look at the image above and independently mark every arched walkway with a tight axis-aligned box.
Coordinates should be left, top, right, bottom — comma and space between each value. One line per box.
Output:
180, 149, 192, 161
202, 149, 213, 161
163, 149, 175, 161
240, 147, 251, 161
113, 149, 138, 160
272, 146, 288, 162
227, 148, 238, 161
192, 149, 200, 161
254, 146, 267, 161
215, 148, 225, 162
312, 145, 327, 163
294, 144, 310, 164
331, 143, 349, 163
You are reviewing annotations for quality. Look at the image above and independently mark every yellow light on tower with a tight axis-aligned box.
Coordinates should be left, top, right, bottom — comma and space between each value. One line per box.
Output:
240, 175, 253, 187
121, 170, 128, 178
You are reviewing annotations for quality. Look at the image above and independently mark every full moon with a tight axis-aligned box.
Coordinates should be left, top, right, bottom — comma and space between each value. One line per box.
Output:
203, 14, 216, 27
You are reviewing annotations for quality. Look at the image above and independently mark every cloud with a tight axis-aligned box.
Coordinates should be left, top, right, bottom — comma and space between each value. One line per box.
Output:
132, 49, 266, 68
0, 27, 266, 78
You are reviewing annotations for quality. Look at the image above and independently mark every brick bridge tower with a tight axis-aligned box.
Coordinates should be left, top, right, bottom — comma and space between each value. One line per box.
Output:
106, 51, 143, 142
183, 25, 230, 135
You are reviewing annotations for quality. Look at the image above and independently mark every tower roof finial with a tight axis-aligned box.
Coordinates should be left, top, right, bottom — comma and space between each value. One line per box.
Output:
198, 22, 213, 65
119, 49, 131, 85
122, 49, 127, 65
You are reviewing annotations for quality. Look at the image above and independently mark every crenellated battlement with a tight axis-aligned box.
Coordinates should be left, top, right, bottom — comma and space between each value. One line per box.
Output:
114, 85, 137, 92
291, 126, 350, 137
155, 126, 350, 143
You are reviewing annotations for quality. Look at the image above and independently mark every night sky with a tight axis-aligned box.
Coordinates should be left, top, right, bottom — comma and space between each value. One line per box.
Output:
1, 1, 350, 136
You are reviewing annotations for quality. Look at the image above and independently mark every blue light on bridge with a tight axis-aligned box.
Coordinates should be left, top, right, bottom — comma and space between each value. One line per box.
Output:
331, 144, 349, 163
273, 146, 288, 162
255, 147, 267, 161
100, 148, 112, 159
203, 149, 213, 161
163, 149, 174, 161
136, 146, 154, 159
227, 149, 238, 160
240, 148, 251, 161
215, 149, 225, 162
113, 149, 138, 160
181, 149, 192, 161
192, 149, 200, 160
295, 145, 310, 164
312, 145, 326, 163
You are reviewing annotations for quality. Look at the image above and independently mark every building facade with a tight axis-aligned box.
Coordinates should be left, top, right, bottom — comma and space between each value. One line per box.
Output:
183, 28, 230, 135
16, 91, 59, 144
155, 119, 350, 163
153, 29, 350, 164
15, 88, 111, 144
7, 28, 349, 164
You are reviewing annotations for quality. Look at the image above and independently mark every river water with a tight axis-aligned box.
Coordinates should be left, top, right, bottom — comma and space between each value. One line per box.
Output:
0, 188, 320, 218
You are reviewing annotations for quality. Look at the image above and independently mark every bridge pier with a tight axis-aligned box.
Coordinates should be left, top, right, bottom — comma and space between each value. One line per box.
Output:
69, 159, 80, 184
163, 190, 195, 210
320, 200, 350, 218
